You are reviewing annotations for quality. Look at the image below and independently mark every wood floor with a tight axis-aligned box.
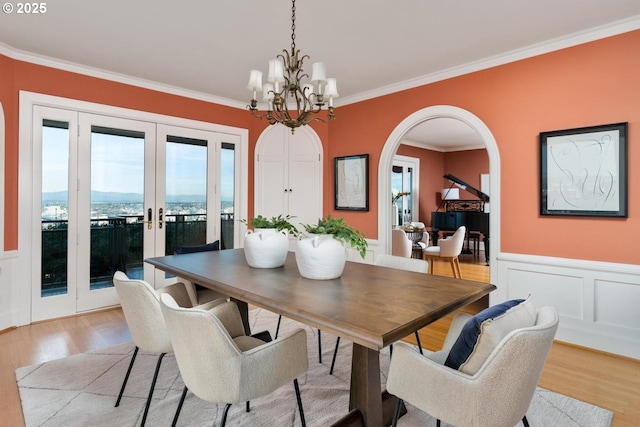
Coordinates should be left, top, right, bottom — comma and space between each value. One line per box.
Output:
1, 252, 638, 427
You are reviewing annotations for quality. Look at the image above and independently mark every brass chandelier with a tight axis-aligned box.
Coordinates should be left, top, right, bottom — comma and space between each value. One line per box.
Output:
246, 0, 337, 132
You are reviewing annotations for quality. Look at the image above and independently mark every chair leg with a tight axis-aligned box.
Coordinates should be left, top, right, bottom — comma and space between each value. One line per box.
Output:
329, 337, 340, 375
522, 415, 530, 427
140, 352, 166, 427
220, 403, 232, 427
246, 401, 250, 412
275, 315, 282, 339
391, 398, 403, 427
317, 329, 322, 364
436, 420, 441, 427
171, 386, 188, 427
294, 378, 306, 427
115, 345, 139, 407
414, 331, 424, 355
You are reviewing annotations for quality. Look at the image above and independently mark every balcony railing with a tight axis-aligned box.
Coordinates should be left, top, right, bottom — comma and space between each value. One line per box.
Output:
41, 213, 234, 296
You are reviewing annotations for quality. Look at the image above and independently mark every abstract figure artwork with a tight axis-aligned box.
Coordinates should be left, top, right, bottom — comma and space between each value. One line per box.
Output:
540, 122, 627, 217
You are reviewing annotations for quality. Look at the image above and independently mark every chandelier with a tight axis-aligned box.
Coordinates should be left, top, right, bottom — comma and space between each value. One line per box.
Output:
246, 0, 337, 132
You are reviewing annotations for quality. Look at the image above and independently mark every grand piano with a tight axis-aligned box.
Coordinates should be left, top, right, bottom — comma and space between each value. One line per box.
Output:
431, 174, 490, 265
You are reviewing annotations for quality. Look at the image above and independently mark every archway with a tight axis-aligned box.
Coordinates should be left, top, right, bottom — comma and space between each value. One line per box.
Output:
378, 105, 500, 291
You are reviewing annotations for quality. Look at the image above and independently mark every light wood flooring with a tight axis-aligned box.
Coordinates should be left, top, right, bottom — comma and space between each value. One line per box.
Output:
1, 252, 638, 426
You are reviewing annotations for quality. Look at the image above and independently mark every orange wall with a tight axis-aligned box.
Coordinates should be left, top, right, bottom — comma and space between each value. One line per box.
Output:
2, 29, 639, 264
0, 56, 327, 250
330, 30, 640, 264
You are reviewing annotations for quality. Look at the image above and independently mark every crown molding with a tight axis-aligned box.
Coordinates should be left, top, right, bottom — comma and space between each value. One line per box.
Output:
337, 15, 640, 107
401, 138, 484, 153
2, 15, 639, 109
0, 42, 247, 110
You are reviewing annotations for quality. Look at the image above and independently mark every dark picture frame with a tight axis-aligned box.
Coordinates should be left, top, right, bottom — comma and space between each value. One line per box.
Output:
334, 154, 369, 211
540, 122, 627, 217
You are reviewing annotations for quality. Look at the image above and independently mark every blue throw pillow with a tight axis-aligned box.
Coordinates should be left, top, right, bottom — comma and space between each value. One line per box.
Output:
174, 241, 220, 254
444, 297, 536, 374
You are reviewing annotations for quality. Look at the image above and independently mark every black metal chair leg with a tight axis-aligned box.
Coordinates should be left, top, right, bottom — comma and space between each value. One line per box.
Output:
275, 315, 282, 339
294, 379, 306, 427
246, 401, 250, 412
391, 398, 402, 427
414, 331, 424, 355
436, 419, 441, 427
522, 415, 530, 427
140, 352, 166, 427
220, 403, 232, 427
318, 330, 322, 364
171, 386, 188, 427
115, 346, 139, 407
329, 337, 340, 375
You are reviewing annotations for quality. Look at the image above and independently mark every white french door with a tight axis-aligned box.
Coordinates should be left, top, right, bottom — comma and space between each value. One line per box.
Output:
32, 107, 234, 320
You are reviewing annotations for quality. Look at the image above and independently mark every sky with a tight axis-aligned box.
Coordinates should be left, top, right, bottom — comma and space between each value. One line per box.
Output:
42, 126, 235, 201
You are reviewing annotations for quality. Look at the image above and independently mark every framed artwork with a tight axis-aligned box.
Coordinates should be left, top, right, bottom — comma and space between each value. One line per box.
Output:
335, 154, 369, 211
540, 122, 627, 217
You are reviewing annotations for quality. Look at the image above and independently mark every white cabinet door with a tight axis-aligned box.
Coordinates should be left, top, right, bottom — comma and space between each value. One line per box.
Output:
255, 125, 322, 230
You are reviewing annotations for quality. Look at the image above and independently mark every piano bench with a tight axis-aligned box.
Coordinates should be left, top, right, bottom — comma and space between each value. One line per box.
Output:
468, 231, 481, 254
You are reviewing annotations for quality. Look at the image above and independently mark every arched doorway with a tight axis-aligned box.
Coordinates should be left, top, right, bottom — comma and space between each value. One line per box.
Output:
378, 105, 500, 293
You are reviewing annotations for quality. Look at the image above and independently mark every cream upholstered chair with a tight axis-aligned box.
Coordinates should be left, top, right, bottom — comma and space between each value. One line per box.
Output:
159, 293, 309, 427
329, 254, 429, 374
410, 222, 430, 250
387, 303, 559, 427
423, 225, 466, 278
391, 228, 412, 258
113, 271, 226, 426
174, 241, 228, 306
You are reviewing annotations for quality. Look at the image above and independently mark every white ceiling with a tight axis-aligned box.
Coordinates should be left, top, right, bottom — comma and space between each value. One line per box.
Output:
1, 1, 639, 149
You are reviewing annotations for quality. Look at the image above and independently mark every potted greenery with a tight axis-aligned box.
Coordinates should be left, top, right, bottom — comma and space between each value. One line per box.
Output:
240, 214, 299, 268
295, 215, 368, 280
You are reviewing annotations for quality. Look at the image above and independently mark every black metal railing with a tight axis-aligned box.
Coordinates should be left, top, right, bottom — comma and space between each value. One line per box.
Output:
41, 213, 234, 296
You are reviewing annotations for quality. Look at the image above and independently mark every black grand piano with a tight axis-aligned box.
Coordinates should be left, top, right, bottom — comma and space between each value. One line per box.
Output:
431, 174, 490, 265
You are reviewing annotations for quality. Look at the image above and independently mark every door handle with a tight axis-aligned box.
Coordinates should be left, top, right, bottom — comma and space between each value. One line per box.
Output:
158, 208, 163, 229
147, 208, 153, 230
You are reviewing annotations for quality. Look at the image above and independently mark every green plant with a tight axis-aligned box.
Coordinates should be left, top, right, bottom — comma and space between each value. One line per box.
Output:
301, 214, 368, 259
240, 214, 299, 237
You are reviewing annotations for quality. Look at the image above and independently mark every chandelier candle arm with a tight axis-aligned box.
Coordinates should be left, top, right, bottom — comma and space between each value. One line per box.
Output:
246, 0, 337, 132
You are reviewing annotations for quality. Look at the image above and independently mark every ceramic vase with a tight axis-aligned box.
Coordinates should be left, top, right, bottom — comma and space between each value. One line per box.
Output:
295, 234, 347, 280
243, 228, 289, 268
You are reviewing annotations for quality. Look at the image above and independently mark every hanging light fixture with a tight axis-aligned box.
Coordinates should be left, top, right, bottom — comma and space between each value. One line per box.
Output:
246, 0, 337, 132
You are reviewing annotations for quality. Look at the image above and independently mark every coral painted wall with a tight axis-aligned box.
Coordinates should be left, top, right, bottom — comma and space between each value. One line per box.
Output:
2, 29, 639, 265
329, 30, 640, 264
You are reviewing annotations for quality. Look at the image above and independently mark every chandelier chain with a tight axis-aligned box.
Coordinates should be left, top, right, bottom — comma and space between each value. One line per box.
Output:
290, 0, 296, 52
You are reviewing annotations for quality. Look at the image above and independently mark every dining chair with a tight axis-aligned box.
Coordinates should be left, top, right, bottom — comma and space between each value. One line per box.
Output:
391, 228, 412, 258
329, 254, 428, 374
113, 271, 226, 426
159, 293, 309, 427
387, 301, 558, 427
174, 241, 227, 305
423, 225, 466, 278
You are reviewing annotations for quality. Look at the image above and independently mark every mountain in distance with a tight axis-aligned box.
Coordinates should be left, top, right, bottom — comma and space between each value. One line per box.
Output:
43, 191, 209, 203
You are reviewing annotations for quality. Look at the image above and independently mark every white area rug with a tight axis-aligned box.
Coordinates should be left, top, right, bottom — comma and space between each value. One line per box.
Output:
16, 309, 613, 427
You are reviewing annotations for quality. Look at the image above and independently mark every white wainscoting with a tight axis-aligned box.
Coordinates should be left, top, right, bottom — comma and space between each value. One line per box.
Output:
496, 252, 640, 360
0, 251, 19, 331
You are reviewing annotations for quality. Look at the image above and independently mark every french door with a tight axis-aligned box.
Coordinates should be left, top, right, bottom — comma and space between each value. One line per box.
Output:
33, 106, 232, 320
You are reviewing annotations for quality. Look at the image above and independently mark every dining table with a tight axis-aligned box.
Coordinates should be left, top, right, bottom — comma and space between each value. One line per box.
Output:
146, 248, 495, 427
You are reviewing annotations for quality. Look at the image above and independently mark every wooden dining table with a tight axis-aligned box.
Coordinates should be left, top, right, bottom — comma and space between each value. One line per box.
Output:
146, 248, 495, 427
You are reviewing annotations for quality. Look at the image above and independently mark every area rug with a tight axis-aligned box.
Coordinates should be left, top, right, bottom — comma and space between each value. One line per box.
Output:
16, 309, 613, 427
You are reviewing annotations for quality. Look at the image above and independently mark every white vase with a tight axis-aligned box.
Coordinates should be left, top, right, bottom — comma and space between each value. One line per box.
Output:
243, 228, 289, 268
295, 234, 347, 280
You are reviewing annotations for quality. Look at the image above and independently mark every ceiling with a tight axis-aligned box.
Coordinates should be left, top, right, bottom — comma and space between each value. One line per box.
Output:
1, 1, 639, 150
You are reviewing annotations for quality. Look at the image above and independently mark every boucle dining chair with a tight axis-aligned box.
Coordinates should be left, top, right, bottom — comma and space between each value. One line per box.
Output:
159, 293, 309, 427
391, 228, 413, 258
423, 225, 466, 278
113, 271, 226, 426
329, 254, 429, 375
387, 301, 559, 427
174, 241, 228, 306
